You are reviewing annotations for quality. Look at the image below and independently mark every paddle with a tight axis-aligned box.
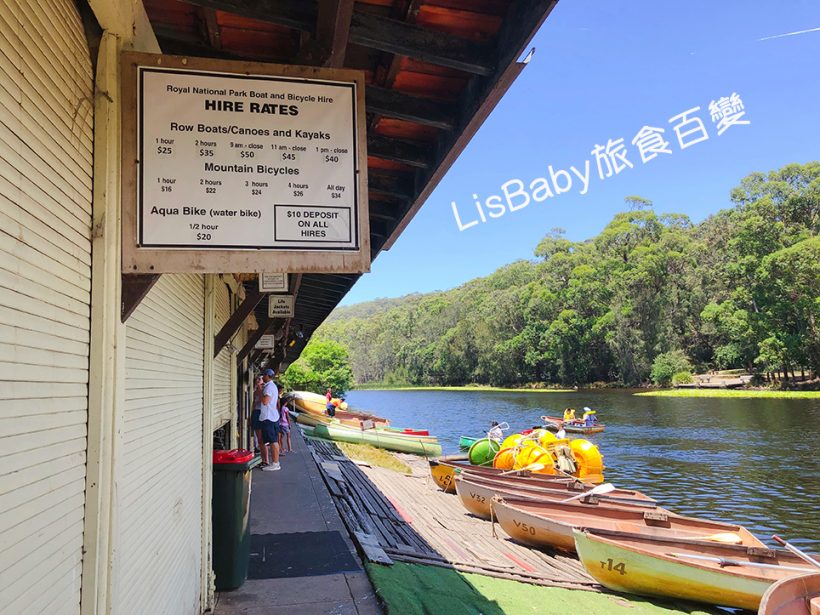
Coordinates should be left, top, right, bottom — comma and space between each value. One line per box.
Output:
692, 532, 743, 544
668, 552, 815, 573
560, 483, 615, 503
773, 535, 820, 568
496, 463, 547, 476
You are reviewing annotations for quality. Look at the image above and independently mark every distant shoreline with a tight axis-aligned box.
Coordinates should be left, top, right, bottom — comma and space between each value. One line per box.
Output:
635, 389, 820, 399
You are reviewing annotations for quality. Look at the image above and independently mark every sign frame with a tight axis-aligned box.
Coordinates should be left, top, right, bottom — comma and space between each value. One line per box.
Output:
268, 295, 295, 318
255, 334, 276, 349
259, 273, 288, 293
121, 52, 370, 274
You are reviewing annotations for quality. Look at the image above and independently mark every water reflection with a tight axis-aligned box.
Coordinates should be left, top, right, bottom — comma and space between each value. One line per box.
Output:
345, 389, 820, 550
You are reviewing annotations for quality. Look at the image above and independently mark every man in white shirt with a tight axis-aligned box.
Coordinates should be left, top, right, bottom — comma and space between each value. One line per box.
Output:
259, 368, 281, 471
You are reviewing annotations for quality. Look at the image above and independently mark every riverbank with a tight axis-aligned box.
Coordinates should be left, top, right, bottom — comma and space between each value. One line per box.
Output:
635, 389, 820, 399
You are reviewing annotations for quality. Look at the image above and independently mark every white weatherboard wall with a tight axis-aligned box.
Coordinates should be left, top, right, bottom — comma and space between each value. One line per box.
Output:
115, 274, 205, 615
0, 1, 93, 613
213, 279, 232, 428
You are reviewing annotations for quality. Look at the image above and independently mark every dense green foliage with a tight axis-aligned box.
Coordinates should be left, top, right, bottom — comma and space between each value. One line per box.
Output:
281, 339, 353, 395
317, 163, 820, 387
651, 351, 692, 386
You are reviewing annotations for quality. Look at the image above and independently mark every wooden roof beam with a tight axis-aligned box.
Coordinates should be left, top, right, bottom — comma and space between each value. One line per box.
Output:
368, 135, 430, 169
369, 171, 415, 199
214, 287, 264, 357
366, 85, 455, 130
317, 0, 354, 68
178, 0, 494, 74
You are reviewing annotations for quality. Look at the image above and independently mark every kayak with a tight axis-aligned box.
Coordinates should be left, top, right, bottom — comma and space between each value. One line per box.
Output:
543, 416, 605, 434
759, 573, 820, 615
492, 495, 764, 554
294, 413, 439, 443
454, 474, 655, 521
459, 435, 478, 450
288, 391, 390, 425
573, 528, 816, 611
300, 422, 442, 457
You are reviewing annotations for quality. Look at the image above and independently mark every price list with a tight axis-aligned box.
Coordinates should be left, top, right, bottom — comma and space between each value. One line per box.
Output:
137, 67, 359, 249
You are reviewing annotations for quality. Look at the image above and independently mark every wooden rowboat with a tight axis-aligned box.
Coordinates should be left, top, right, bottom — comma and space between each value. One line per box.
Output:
573, 528, 816, 611
454, 475, 655, 521
759, 573, 820, 615
543, 416, 605, 434
428, 459, 584, 494
492, 495, 763, 554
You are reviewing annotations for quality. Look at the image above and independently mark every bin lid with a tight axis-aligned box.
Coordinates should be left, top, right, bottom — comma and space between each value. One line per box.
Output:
213, 449, 254, 464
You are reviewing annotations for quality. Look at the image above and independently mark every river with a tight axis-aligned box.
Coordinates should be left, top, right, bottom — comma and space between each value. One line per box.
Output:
344, 389, 820, 551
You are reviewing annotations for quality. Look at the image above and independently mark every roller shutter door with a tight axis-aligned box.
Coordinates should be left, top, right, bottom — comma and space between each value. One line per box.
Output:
213, 279, 232, 428
115, 274, 205, 615
0, 1, 92, 613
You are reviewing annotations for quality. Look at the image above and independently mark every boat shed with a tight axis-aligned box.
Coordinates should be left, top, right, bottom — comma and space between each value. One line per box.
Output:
0, 1, 556, 613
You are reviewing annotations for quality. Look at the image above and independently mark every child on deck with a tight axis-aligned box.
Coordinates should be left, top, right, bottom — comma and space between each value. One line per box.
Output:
279, 395, 293, 454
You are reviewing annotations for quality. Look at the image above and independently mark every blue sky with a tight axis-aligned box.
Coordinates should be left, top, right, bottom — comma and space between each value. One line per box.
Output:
342, 0, 820, 305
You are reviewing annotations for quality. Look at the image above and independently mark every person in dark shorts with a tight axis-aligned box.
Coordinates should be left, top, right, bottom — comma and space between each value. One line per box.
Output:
260, 368, 281, 471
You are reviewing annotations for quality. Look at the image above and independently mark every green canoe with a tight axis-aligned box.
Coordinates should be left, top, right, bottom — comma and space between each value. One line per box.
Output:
459, 435, 478, 451
301, 422, 443, 457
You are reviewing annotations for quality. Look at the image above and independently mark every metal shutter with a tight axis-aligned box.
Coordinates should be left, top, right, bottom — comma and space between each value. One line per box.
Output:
115, 274, 205, 615
0, 1, 92, 613
213, 279, 232, 427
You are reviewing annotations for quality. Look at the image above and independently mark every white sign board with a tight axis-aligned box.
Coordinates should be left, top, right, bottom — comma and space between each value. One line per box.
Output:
268, 295, 294, 318
255, 334, 276, 349
136, 66, 358, 250
259, 272, 288, 293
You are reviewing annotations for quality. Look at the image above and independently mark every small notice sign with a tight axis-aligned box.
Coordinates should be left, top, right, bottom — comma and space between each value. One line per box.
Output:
255, 334, 275, 349
259, 272, 288, 293
268, 295, 294, 318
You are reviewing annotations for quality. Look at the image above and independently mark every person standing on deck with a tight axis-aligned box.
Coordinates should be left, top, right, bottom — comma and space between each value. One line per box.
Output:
260, 368, 281, 471
325, 387, 336, 417
252, 375, 265, 462
278, 391, 293, 454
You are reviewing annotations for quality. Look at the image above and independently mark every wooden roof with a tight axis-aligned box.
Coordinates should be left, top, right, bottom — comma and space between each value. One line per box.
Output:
142, 0, 558, 367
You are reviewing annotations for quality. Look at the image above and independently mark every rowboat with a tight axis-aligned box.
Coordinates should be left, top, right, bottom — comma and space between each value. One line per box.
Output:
454, 475, 655, 521
492, 495, 763, 554
288, 391, 391, 426
759, 573, 820, 615
543, 416, 605, 434
428, 459, 584, 494
294, 413, 439, 443
300, 422, 442, 457
573, 528, 816, 611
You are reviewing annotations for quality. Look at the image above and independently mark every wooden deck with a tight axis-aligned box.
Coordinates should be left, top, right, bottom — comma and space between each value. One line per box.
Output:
305, 435, 600, 591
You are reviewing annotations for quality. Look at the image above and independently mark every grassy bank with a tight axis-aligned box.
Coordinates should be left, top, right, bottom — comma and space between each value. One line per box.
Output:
635, 389, 820, 399
335, 441, 412, 474
353, 384, 574, 393
366, 561, 720, 615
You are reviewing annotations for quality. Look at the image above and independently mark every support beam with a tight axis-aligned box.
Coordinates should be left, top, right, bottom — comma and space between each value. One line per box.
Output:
369, 171, 414, 199
366, 85, 455, 130
237, 316, 278, 361
201, 8, 222, 50
368, 135, 430, 169
213, 287, 264, 357
121, 274, 160, 322
179, 0, 313, 32
316, 0, 354, 67
349, 12, 493, 75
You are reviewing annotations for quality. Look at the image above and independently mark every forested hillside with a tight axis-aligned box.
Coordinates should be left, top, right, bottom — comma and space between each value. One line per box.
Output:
316, 163, 820, 387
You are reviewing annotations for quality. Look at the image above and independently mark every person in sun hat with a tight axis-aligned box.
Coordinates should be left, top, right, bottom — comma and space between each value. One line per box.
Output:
259, 368, 281, 471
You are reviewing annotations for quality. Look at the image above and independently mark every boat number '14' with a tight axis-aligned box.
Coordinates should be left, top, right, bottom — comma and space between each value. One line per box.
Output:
600, 559, 627, 575
512, 519, 536, 535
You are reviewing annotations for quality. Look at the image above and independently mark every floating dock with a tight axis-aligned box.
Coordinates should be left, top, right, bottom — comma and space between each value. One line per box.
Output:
305, 436, 600, 591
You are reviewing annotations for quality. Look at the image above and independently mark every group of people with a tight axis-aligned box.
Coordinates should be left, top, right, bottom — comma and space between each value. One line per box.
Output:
251, 368, 294, 472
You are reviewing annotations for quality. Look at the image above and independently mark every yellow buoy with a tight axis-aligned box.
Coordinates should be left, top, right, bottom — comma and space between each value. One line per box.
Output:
514, 444, 556, 474
570, 439, 605, 484
493, 447, 517, 470
500, 434, 524, 451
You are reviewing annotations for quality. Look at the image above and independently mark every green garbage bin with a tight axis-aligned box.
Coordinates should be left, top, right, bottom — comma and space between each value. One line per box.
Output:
212, 449, 261, 590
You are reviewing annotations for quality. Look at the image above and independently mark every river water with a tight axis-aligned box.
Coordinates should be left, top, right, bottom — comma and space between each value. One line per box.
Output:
345, 389, 820, 551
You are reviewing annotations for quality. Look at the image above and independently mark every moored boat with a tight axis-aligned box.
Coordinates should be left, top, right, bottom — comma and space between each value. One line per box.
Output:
493, 495, 762, 554
573, 528, 816, 611
454, 475, 655, 521
543, 416, 605, 434
300, 422, 442, 457
459, 435, 478, 450
759, 573, 820, 615
428, 459, 584, 494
